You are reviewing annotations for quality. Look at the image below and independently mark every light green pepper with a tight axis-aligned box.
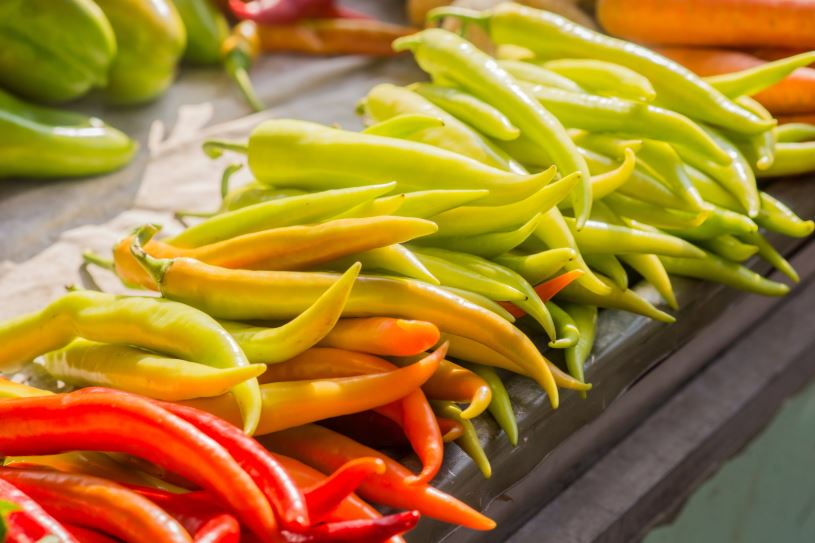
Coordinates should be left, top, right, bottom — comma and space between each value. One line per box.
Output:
497, 59, 585, 92
660, 251, 789, 297
542, 58, 656, 102
584, 253, 628, 291
494, 248, 576, 285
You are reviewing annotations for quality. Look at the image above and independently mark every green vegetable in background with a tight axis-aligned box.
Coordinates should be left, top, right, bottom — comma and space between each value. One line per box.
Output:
0, 88, 137, 179
93, 0, 187, 104
0, 0, 116, 103
172, 0, 229, 64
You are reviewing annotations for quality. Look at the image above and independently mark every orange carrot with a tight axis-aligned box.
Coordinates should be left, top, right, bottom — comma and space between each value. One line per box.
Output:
597, 0, 815, 49
317, 318, 441, 356
657, 46, 815, 115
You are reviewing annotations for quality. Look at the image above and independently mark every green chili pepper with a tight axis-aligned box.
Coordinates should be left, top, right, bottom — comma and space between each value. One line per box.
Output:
705, 51, 815, 99
755, 192, 815, 239
169, 182, 395, 247
219, 263, 359, 364
776, 123, 815, 143
659, 251, 789, 297
42, 339, 266, 401
494, 248, 576, 285
411, 83, 520, 141
221, 20, 265, 112
333, 194, 406, 219
238, 119, 554, 205
686, 164, 742, 210
584, 253, 628, 290
0, 289, 261, 433
362, 83, 523, 172
430, 4, 771, 134
0, 0, 116, 103
413, 247, 557, 341
415, 213, 542, 258
572, 131, 643, 159
565, 217, 705, 258
431, 401, 491, 479
393, 190, 490, 218
620, 253, 678, 310
663, 207, 758, 240
520, 83, 730, 165
675, 126, 759, 217
587, 148, 638, 201
429, 170, 577, 237
698, 235, 759, 263
542, 58, 656, 102
0, 89, 137, 179
362, 113, 445, 137
93, 0, 187, 104
394, 28, 592, 227
326, 245, 440, 285
738, 231, 799, 284
546, 300, 581, 348
557, 275, 676, 323
604, 193, 707, 230
411, 252, 527, 302
171, 0, 229, 64
635, 141, 709, 212
758, 141, 815, 178
468, 364, 518, 447
497, 59, 584, 93
560, 303, 597, 396
729, 97, 776, 172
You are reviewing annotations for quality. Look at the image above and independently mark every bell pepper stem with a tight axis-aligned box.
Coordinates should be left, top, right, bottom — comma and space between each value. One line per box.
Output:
130, 225, 171, 284
202, 139, 249, 159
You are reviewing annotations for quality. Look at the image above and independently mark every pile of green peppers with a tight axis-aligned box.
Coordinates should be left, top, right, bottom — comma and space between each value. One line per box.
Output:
0, 0, 231, 180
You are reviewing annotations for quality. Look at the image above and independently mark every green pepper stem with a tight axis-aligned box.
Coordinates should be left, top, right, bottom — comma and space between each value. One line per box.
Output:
130, 225, 171, 285
224, 51, 265, 113
221, 162, 244, 200
202, 139, 249, 159
174, 210, 216, 221
82, 251, 115, 271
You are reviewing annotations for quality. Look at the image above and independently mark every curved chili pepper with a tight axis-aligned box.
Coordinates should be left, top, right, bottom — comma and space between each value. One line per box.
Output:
587, 147, 638, 201
497, 59, 584, 93
546, 301, 581, 349
561, 303, 598, 396
542, 58, 656, 102
0, 390, 277, 540
0, 477, 77, 543
739, 230, 799, 284
156, 402, 310, 531
257, 347, 444, 485
0, 469, 190, 543
699, 235, 759, 263
0, 289, 260, 434
416, 213, 542, 258
659, 252, 790, 297
438, 417, 465, 442
302, 458, 385, 523
168, 182, 395, 248
494, 248, 576, 286
502, 269, 584, 318
557, 274, 676, 323
756, 192, 814, 239
183, 345, 445, 437
295, 511, 420, 543
469, 364, 518, 446
621, 254, 678, 310
63, 523, 119, 543
431, 401, 491, 479
584, 253, 628, 291
262, 425, 496, 531
325, 245, 440, 285
131, 488, 241, 543
411, 251, 527, 302
317, 317, 440, 356
219, 263, 359, 364
41, 340, 266, 402
129, 230, 560, 405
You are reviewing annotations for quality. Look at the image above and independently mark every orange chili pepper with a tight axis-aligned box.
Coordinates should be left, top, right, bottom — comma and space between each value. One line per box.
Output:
500, 269, 585, 318
316, 318, 440, 356
259, 348, 443, 485
262, 425, 496, 531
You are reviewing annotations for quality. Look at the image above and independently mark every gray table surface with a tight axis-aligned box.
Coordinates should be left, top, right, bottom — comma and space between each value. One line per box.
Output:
2, 3, 814, 542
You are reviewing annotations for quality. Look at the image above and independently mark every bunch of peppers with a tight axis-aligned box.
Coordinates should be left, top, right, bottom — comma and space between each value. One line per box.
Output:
1, 3, 815, 539
0, 0, 415, 180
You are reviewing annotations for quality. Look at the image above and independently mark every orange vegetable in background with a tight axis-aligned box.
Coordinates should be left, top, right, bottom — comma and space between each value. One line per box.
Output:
597, 0, 815, 49
657, 47, 815, 115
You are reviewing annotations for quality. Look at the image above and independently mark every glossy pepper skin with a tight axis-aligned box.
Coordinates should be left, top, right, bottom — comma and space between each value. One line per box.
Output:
93, 0, 187, 104
172, 0, 229, 64
0, 0, 115, 103
0, 89, 137, 179
0, 477, 78, 543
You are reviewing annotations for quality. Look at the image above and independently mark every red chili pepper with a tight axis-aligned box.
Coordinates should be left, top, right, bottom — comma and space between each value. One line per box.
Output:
0, 477, 77, 543
272, 455, 405, 543
229, 0, 369, 24
0, 469, 189, 543
62, 523, 120, 543
0, 389, 278, 541
157, 401, 309, 531
294, 510, 420, 543
262, 425, 496, 531
303, 457, 384, 523
132, 488, 240, 543
500, 269, 585, 318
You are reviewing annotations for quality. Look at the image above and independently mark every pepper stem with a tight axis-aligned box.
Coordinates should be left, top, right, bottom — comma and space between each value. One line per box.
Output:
82, 250, 115, 271
130, 225, 171, 285
220, 162, 244, 200
425, 7, 491, 30
202, 139, 249, 159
